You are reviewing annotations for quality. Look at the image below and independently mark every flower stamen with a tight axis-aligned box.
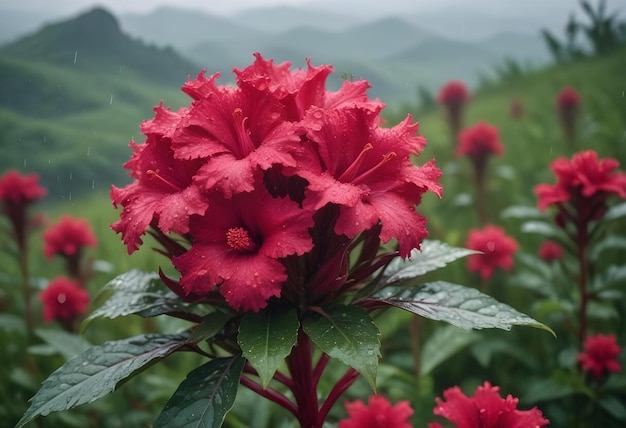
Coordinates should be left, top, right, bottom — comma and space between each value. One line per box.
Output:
232, 108, 257, 158
352, 151, 397, 185
337, 143, 374, 183
146, 169, 183, 192
226, 226, 258, 252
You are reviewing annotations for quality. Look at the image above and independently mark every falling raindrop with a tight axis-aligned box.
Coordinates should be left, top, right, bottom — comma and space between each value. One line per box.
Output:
69, 172, 73, 180
87, 146, 91, 156
92, 179, 95, 190
23, 159, 26, 167
73, 51, 78, 64
109, 94, 114, 105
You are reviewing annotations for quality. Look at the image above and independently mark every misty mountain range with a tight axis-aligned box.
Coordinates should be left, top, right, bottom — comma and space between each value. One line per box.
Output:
0, 4, 555, 103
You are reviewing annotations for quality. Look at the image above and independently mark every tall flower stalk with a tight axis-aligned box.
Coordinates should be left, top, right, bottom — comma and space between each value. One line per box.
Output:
0, 170, 47, 334
535, 150, 626, 346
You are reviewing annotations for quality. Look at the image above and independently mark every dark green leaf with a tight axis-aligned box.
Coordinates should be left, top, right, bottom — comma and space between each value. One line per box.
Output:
376, 281, 555, 335
590, 235, 626, 260
382, 240, 480, 286
237, 306, 299, 388
500, 205, 545, 220
598, 394, 626, 421
302, 305, 380, 390
604, 201, 626, 222
35, 329, 92, 360
16, 334, 188, 428
421, 325, 478, 375
84, 270, 187, 327
189, 311, 232, 343
153, 356, 245, 428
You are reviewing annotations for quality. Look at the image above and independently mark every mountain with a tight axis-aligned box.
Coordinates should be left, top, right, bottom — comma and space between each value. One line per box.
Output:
230, 5, 361, 33
119, 6, 266, 50
0, 7, 200, 86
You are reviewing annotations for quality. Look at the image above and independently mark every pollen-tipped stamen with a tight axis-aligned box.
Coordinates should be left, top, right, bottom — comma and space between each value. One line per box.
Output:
351, 152, 397, 185
337, 143, 374, 183
146, 169, 183, 192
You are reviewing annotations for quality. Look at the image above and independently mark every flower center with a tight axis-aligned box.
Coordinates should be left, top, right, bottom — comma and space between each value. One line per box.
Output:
232, 108, 257, 158
57, 293, 67, 304
226, 227, 258, 252
146, 169, 183, 192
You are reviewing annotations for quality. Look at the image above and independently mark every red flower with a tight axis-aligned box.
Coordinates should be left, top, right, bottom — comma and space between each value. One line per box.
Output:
43, 215, 97, 259
556, 86, 581, 108
40, 277, 90, 322
173, 187, 314, 312
456, 122, 504, 166
437, 80, 470, 106
111, 104, 209, 253
338, 395, 414, 428
0, 170, 47, 205
538, 241, 564, 261
172, 70, 302, 198
431, 381, 549, 428
296, 105, 442, 257
466, 225, 518, 280
534, 151, 626, 221
233, 53, 381, 121
578, 333, 622, 378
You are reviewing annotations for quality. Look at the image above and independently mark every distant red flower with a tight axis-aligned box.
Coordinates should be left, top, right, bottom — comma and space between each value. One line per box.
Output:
296, 105, 442, 257
431, 381, 549, 428
0, 170, 47, 205
338, 395, 414, 428
456, 122, 504, 167
556, 86, 581, 108
534, 151, 626, 223
556, 86, 581, 145
43, 215, 97, 259
173, 187, 314, 312
578, 334, 622, 378
538, 241, 564, 261
466, 225, 518, 280
40, 276, 90, 322
509, 98, 525, 118
437, 80, 469, 106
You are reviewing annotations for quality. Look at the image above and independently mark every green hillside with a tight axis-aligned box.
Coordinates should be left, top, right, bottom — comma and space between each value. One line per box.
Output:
0, 8, 196, 199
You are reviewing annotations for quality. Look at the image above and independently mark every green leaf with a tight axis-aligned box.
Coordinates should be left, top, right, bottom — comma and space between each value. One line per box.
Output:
590, 235, 626, 260
420, 324, 478, 376
500, 205, 545, 220
520, 220, 566, 241
16, 334, 188, 428
382, 240, 480, 286
604, 201, 626, 222
84, 270, 187, 327
302, 304, 380, 390
237, 306, 299, 389
35, 329, 92, 360
598, 394, 626, 422
153, 356, 245, 428
376, 281, 555, 335
189, 311, 232, 343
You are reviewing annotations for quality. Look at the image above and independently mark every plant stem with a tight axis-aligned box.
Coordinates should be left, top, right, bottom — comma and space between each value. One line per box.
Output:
577, 222, 589, 347
18, 242, 33, 335
286, 330, 319, 428
318, 368, 360, 424
240, 375, 298, 417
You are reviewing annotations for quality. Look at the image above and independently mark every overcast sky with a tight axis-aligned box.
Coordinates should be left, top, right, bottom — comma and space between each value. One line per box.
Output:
9, 0, 622, 17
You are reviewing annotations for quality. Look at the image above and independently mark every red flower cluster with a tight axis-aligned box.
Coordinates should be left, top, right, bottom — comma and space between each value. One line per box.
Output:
456, 122, 504, 167
338, 396, 414, 428
43, 215, 98, 259
556, 86, 581, 108
534, 150, 626, 224
429, 382, 549, 428
112, 53, 441, 312
437, 80, 470, 106
0, 170, 47, 248
538, 241, 564, 261
39, 276, 90, 322
466, 225, 518, 280
578, 333, 622, 378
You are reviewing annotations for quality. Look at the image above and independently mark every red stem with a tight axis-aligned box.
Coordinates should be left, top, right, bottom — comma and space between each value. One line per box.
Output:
577, 223, 589, 347
239, 375, 299, 417
313, 353, 329, 388
318, 368, 360, 424
286, 330, 319, 428
18, 241, 33, 335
